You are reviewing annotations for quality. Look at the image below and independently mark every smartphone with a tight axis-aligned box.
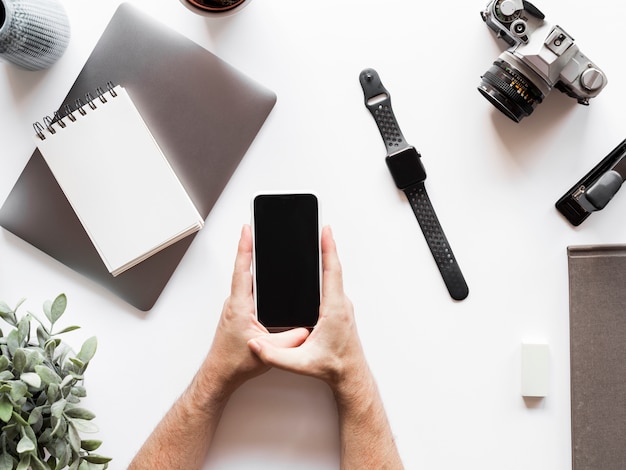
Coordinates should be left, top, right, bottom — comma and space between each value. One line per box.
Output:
251, 192, 321, 331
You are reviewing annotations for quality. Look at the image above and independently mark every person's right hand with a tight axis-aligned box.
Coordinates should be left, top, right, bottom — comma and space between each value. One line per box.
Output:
248, 226, 405, 470
247, 226, 371, 397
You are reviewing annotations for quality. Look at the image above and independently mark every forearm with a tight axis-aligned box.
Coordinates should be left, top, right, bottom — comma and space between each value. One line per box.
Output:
128, 361, 232, 470
333, 366, 404, 470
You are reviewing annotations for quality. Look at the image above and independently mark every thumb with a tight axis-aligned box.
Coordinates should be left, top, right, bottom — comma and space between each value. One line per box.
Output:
248, 334, 309, 373
248, 327, 309, 354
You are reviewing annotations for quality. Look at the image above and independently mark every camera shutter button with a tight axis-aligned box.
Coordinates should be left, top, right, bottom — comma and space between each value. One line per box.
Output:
581, 68, 605, 91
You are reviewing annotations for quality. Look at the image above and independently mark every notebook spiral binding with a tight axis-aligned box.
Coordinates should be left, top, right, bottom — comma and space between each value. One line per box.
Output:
33, 82, 118, 141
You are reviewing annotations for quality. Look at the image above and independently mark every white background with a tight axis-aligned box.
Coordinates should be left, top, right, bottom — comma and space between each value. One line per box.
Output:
2, 1, 626, 468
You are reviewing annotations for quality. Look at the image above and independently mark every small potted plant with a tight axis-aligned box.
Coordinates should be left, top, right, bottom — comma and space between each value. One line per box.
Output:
0, 294, 110, 469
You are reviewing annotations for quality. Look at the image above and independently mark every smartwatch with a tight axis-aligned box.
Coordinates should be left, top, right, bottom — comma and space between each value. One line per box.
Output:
359, 68, 469, 301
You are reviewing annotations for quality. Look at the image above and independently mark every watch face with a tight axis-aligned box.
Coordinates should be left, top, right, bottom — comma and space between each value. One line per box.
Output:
385, 147, 427, 189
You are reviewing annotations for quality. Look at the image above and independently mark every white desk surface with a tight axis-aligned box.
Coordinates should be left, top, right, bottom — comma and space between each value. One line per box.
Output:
2, 1, 625, 468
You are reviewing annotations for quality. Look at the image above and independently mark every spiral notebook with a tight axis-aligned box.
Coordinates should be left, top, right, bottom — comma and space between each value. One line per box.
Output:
33, 84, 204, 277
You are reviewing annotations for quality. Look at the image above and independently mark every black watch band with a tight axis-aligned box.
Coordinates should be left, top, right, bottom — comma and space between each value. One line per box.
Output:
359, 68, 469, 301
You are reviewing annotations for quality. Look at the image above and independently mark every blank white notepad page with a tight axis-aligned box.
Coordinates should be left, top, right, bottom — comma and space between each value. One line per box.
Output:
36, 85, 203, 276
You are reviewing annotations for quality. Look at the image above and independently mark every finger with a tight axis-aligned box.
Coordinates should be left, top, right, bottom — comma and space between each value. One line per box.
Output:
321, 225, 344, 299
231, 224, 253, 297
248, 336, 309, 372
270, 328, 310, 347
250, 327, 310, 350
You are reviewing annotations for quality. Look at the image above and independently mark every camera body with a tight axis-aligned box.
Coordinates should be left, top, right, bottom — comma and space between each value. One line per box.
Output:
478, 0, 607, 122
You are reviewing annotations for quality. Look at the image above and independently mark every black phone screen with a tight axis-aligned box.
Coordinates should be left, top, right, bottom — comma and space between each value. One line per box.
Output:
253, 193, 320, 329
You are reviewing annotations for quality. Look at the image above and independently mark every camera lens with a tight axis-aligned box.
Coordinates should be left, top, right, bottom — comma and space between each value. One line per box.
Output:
478, 58, 545, 122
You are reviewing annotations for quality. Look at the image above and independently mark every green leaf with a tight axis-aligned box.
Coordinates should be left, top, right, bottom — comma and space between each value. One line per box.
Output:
16, 434, 35, 454
0, 395, 13, 423
71, 386, 87, 398
76, 337, 97, 364
48, 383, 60, 404
43, 300, 52, 324
68, 422, 81, 453
29, 455, 47, 470
35, 365, 61, 385
54, 326, 81, 335
49, 441, 69, 469
44, 438, 63, 459
69, 418, 98, 433
0, 453, 14, 470
38, 427, 52, 444
65, 408, 95, 420
50, 294, 67, 327
55, 443, 70, 469
67, 394, 81, 405
20, 372, 41, 389
60, 374, 75, 390
9, 380, 28, 402
22, 424, 36, 443
0, 356, 8, 372
0, 371, 13, 381
44, 338, 60, 361
0, 301, 11, 315
13, 349, 27, 373
16, 455, 30, 470
51, 415, 67, 437
51, 399, 66, 420
13, 298, 26, 312
0, 312, 16, 328
27, 406, 43, 427
0, 302, 16, 328
7, 330, 19, 355
45, 337, 61, 349
78, 460, 89, 470
0, 423, 17, 439
16, 317, 30, 348
69, 357, 85, 370
82, 455, 112, 464
80, 440, 102, 451
11, 411, 28, 427
24, 349, 44, 371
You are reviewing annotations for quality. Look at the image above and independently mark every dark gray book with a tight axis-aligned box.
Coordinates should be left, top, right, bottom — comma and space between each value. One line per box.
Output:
568, 245, 626, 470
0, 3, 276, 310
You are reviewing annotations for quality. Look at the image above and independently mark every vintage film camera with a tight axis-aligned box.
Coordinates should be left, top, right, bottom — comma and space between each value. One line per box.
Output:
478, 0, 607, 122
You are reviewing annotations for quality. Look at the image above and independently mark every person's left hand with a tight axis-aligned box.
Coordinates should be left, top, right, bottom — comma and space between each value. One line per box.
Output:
199, 225, 309, 395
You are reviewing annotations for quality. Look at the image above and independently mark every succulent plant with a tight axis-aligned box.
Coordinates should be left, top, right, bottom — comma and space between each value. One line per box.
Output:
0, 294, 110, 470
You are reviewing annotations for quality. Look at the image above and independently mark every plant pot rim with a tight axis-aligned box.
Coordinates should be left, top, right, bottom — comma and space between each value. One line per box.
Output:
179, 0, 253, 17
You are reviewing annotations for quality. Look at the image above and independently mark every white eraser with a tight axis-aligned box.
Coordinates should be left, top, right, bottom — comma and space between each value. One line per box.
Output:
521, 343, 550, 397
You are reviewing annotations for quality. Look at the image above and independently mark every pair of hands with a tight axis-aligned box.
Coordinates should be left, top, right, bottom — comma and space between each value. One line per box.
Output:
129, 224, 402, 470
203, 224, 368, 397
128, 226, 402, 470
